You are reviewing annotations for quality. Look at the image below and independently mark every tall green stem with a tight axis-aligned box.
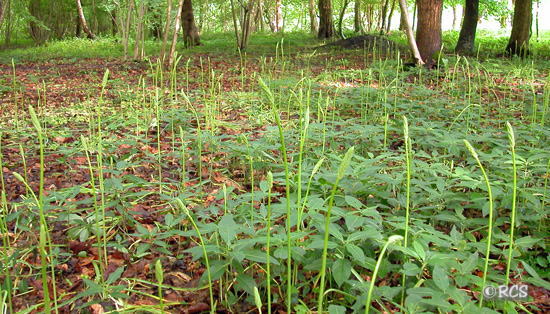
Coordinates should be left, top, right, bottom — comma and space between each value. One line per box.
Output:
464, 140, 494, 308
318, 147, 355, 313
505, 122, 517, 285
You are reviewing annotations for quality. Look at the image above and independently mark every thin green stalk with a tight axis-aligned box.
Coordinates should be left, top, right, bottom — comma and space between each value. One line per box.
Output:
318, 147, 355, 313
297, 105, 310, 213
155, 89, 163, 194
175, 199, 215, 313
242, 135, 255, 222
96, 70, 110, 278
505, 122, 517, 285
400, 116, 412, 306
464, 140, 494, 308
365, 235, 403, 314
81, 137, 102, 273
179, 127, 187, 190
259, 77, 293, 312
265, 172, 273, 314
28, 106, 56, 313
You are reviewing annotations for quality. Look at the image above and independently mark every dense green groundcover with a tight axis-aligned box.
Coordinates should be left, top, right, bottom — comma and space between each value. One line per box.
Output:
0, 32, 548, 313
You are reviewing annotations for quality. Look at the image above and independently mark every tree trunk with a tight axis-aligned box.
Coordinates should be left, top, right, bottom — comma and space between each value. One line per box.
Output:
399, 0, 424, 65
386, 0, 396, 32
3, 0, 10, 46
111, 10, 117, 37
0, 0, 4, 28
318, 0, 334, 38
309, 0, 319, 34
161, 0, 173, 61
76, 0, 95, 39
274, 0, 282, 32
506, 0, 532, 56
535, 0, 539, 41
337, 0, 349, 37
122, 0, 135, 58
416, 0, 442, 65
182, 0, 200, 46
76, 14, 82, 37
455, 0, 479, 54
380, 0, 389, 33
354, 0, 362, 32
134, 1, 146, 60
168, 0, 185, 67
399, 4, 407, 31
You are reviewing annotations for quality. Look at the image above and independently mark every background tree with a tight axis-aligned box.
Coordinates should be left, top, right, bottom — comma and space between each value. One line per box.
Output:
416, 0, 443, 65
353, 0, 362, 33
76, 0, 96, 39
309, 0, 319, 33
0, 0, 5, 27
399, 0, 424, 65
182, 0, 200, 46
455, 0, 479, 54
318, 0, 334, 38
506, 0, 532, 56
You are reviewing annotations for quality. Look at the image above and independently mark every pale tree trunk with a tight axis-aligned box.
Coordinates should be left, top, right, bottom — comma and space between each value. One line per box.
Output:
398, 0, 424, 65
230, 0, 256, 50
182, 0, 200, 46
506, 0, 532, 56
274, 0, 282, 32
168, 0, 185, 67
0, 0, 5, 27
399, 5, 406, 31
161, 0, 173, 61
309, 0, 318, 34
380, 0, 389, 33
3, 0, 11, 46
122, 0, 135, 58
133, 1, 146, 60
254, 0, 265, 32
76, 0, 96, 39
318, 0, 334, 38
354, 0, 362, 33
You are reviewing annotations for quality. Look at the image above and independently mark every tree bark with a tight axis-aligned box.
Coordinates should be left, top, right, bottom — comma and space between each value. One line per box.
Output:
386, 0, 396, 33
168, 0, 185, 67
133, 1, 146, 60
161, 0, 173, 61
416, 0, 442, 65
182, 0, 200, 46
76, 0, 96, 39
506, 0, 532, 56
0, 0, 4, 28
309, 0, 319, 34
399, 4, 407, 31
318, 0, 334, 38
354, 0, 362, 32
455, 0, 479, 54
380, 0, 390, 33
337, 0, 349, 37
274, 0, 282, 32
399, 0, 424, 65
76, 14, 82, 37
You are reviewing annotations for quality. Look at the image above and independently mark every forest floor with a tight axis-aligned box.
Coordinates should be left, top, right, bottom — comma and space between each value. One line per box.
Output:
0, 32, 549, 313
